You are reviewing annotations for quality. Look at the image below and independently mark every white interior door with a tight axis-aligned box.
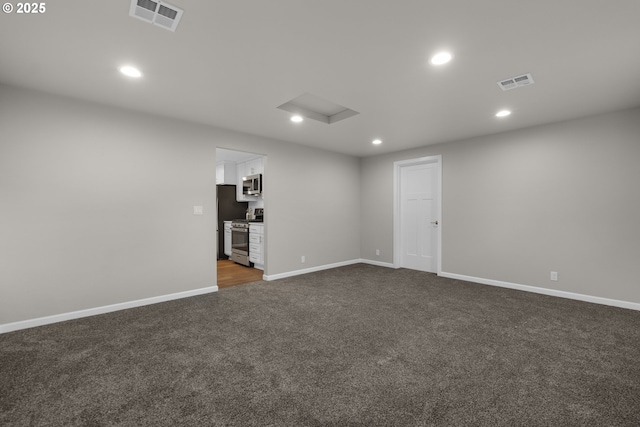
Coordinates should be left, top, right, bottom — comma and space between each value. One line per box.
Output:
398, 160, 439, 273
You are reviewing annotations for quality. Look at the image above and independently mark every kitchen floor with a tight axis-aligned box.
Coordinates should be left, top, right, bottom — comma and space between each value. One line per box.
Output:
217, 260, 264, 289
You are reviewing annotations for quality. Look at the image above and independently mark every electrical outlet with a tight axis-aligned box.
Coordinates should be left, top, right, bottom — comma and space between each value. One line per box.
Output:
301, 255, 305, 263
376, 249, 380, 256
550, 271, 558, 281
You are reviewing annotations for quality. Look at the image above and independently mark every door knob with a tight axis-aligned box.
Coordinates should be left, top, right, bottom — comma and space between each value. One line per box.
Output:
431, 220, 439, 225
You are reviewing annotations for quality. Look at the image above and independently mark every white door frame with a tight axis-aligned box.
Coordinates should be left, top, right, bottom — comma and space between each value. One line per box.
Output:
393, 155, 442, 273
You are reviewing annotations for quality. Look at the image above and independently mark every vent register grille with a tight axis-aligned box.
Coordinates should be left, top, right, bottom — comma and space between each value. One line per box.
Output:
129, 0, 183, 32
497, 73, 534, 91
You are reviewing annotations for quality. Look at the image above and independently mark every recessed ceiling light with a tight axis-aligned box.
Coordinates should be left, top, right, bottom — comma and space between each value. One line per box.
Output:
290, 115, 304, 123
496, 110, 511, 118
119, 65, 142, 78
430, 52, 452, 65
372, 139, 382, 145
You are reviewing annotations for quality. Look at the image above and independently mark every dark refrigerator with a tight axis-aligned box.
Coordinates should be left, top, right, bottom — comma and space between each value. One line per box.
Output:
217, 185, 248, 260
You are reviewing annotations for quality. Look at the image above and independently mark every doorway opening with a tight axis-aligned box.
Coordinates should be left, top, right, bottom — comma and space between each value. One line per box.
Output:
216, 148, 266, 289
393, 155, 442, 273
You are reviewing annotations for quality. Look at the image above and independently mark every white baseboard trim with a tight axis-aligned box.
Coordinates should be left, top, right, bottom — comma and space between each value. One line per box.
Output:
263, 259, 361, 281
0, 286, 218, 334
439, 272, 640, 312
263, 258, 396, 281
10, 268, 634, 333
358, 259, 396, 269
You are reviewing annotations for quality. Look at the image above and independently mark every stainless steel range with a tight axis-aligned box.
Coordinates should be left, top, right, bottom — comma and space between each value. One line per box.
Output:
230, 220, 252, 267
231, 209, 265, 267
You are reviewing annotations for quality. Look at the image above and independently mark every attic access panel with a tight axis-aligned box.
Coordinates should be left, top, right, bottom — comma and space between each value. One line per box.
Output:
129, 0, 183, 32
277, 93, 359, 124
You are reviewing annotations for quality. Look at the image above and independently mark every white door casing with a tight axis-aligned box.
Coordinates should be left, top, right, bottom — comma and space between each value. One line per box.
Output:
393, 156, 442, 273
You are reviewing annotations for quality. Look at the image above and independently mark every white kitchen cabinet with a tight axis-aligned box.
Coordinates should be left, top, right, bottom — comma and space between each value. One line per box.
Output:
245, 157, 264, 176
236, 159, 263, 202
216, 161, 237, 185
236, 162, 247, 201
223, 221, 232, 257
248, 223, 264, 270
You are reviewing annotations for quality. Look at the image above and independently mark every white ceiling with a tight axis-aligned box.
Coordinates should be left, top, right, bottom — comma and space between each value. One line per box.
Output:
2, 1, 640, 157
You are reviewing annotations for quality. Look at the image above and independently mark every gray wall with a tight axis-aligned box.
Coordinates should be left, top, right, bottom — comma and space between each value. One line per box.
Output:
361, 107, 640, 303
3, 82, 639, 325
0, 85, 361, 324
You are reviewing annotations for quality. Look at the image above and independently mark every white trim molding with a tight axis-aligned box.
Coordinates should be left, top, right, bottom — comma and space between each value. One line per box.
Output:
359, 259, 396, 269
0, 286, 218, 334
263, 259, 362, 281
440, 272, 640, 312
263, 258, 395, 281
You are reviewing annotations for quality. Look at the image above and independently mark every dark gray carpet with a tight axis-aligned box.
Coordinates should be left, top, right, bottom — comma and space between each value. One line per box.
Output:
2, 264, 640, 426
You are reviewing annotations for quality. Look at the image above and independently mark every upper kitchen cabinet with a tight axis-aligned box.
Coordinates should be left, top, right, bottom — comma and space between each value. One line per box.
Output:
216, 161, 237, 185
245, 157, 264, 176
236, 156, 265, 202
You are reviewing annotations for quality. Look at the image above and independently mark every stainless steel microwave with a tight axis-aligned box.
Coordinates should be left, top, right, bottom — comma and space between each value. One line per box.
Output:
242, 173, 262, 196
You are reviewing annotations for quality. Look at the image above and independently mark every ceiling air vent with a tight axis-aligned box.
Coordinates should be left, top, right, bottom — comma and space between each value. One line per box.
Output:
129, 0, 183, 32
497, 73, 535, 91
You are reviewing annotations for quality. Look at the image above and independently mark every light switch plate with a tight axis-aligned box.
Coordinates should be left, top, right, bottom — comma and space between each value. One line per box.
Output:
193, 206, 204, 215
